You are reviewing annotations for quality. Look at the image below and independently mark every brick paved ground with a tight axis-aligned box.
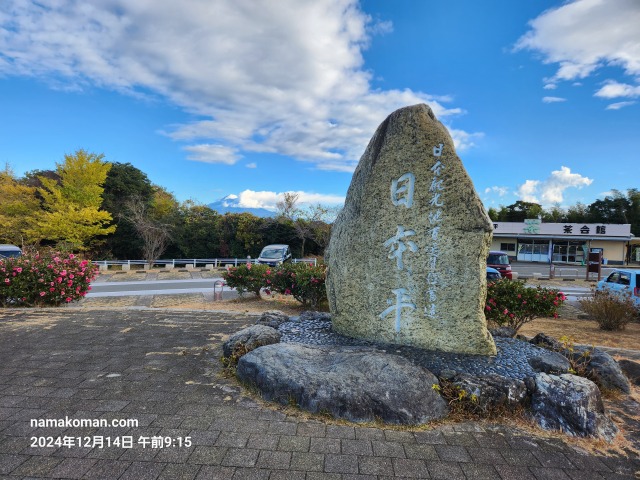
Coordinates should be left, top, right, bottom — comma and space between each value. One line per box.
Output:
0, 308, 638, 479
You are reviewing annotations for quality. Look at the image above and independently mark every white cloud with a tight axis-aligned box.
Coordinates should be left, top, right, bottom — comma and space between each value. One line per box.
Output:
0, 0, 479, 172
235, 189, 345, 211
516, 0, 640, 98
183, 144, 241, 165
606, 101, 636, 110
543, 83, 557, 90
542, 96, 566, 103
517, 180, 540, 203
517, 166, 593, 205
484, 186, 509, 197
595, 81, 640, 99
245, 162, 257, 169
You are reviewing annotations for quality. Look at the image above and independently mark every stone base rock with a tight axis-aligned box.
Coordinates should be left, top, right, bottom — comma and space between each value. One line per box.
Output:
256, 310, 290, 329
532, 373, 618, 441
571, 347, 631, 394
222, 325, 281, 358
618, 359, 640, 386
451, 373, 528, 411
528, 351, 571, 375
236, 343, 449, 424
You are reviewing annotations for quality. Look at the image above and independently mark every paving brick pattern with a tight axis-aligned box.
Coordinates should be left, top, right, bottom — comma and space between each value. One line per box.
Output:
0, 309, 638, 479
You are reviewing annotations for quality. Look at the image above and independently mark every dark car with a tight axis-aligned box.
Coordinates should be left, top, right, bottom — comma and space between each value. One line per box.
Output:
487, 251, 512, 280
257, 244, 292, 266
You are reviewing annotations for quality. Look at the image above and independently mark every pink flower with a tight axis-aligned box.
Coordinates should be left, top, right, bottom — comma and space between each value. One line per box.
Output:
284, 288, 291, 295
49, 287, 55, 292
69, 254, 75, 259
4, 278, 9, 284
485, 305, 491, 311
65, 297, 72, 303
503, 309, 509, 315
14, 267, 22, 273
40, 292, 46, 297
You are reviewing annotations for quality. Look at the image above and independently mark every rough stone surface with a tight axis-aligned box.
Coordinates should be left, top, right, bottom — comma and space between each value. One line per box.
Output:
490, 326, 517, 338
236, 343, 449, 424
618, 358, 640, 386
532, 373, 618, 441
325, 104, 496, 355
222, 324, 281, 358
255, 310, 290, 328
571, 346, 631, 393
528, 351, 571, 375
451, 373, 529, 410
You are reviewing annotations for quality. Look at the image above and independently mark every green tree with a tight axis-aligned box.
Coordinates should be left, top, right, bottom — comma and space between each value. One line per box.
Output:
0, 166, 40, 245
176, 202, 221, 258
31, 150, 115, 250
100, 162, 155, 259
502, 201, 544, 222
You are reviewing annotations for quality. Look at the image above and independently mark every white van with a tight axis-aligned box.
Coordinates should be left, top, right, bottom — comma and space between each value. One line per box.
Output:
0, 244, 22, 258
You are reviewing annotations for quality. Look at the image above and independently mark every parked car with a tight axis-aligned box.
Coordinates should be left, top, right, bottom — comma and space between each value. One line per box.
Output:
596, 268, 640, 307
0, 244, 22, 258
257, 244, 292, 266
487, 251, 512, 279
486, 267, 502, 281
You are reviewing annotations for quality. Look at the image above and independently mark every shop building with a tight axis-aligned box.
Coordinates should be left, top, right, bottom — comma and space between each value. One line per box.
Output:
490, 220, 639, 265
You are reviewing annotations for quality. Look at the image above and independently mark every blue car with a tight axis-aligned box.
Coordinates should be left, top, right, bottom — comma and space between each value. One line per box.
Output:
596, 268, 640, 307
486, 267, 502, 281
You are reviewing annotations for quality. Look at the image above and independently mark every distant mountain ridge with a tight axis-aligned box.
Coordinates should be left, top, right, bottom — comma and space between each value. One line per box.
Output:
208, 195, 275, 217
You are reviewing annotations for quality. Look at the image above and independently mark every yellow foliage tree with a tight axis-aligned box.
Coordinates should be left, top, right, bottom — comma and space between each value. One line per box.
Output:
0, 166, 40, 245
32, 149, 116, 250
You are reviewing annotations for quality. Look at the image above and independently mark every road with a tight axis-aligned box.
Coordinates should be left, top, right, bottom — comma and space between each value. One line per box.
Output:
87, 278, 228, 297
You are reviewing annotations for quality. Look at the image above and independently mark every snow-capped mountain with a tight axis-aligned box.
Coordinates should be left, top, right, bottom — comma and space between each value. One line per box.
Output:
208, 194, 275, 217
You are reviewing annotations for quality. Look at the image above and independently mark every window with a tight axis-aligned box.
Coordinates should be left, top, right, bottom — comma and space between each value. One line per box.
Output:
606, 272, 620, 284
619, 273, 631, 286
500, 243, 516, 252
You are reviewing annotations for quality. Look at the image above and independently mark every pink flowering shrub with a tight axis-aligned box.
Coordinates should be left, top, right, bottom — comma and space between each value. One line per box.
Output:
222, 262, 270, 297
268, 262, 327, 308
222, 261, 327, 308
485, 279, 565, 333
0, 250, 98, 307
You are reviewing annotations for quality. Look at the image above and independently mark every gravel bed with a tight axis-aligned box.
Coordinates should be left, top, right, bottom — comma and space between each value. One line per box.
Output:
278, 318, 548, 380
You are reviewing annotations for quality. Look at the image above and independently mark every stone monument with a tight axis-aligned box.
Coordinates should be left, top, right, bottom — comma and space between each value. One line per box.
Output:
325, 104, 496, 355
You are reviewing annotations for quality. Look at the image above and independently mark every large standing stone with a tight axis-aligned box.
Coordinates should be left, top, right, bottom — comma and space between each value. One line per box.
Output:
236, 343, 449, 424
325, 104, 496, 355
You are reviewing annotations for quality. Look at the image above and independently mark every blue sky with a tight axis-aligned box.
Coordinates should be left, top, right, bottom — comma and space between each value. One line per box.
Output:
1, 0, 639, 212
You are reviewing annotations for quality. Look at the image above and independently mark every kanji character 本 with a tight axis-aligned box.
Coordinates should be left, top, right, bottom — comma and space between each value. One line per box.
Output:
384, 226, 418, 270
390, 172, 415, 208
379, 288, 416, 332
433, 143, 444, 156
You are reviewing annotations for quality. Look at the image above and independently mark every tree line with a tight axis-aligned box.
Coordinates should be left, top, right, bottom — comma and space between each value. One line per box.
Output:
0, 150, 334, 262
2, 149, 638, 261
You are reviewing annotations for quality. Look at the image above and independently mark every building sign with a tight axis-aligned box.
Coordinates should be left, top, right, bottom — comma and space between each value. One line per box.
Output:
491, 222, 631, 237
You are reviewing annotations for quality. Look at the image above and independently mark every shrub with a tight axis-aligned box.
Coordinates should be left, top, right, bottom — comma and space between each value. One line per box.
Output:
579, 288, 638, 331
222, 262, 270, 297
268, 262, 327, 308
0, 250, 98, 307
485, 279, 565, 333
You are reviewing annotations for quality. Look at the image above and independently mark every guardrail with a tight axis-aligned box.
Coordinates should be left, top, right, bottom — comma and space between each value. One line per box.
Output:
95, 258, 317, 270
